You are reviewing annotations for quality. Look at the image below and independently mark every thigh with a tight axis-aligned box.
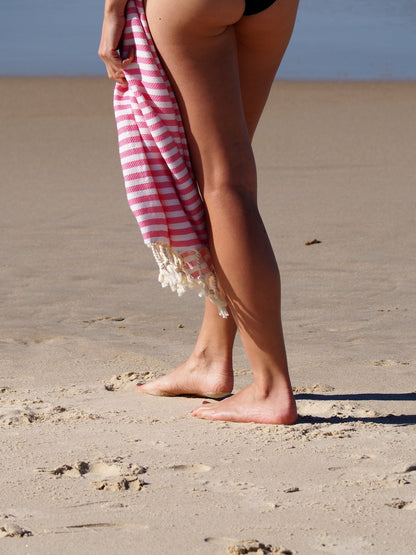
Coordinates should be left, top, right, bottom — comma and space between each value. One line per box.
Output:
236, 0, 300, 137
144, 0, 256, 196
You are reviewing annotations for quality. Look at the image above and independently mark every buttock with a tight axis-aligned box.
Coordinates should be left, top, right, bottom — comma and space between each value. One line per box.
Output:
243, 0, 277, 16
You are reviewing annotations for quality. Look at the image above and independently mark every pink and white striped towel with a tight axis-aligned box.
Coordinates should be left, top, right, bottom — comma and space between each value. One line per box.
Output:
113, 0, 228, 317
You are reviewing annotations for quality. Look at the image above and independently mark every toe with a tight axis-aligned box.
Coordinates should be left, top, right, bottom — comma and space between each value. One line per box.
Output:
191, 401, 219, 419
191, 401, 213, 413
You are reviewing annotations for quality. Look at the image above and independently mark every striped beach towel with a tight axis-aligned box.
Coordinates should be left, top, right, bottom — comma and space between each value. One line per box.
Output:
113, 0, 228, 317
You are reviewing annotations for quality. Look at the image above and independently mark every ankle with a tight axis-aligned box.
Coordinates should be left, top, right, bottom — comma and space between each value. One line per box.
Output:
253, 374, 293, 399
192, 345, 232, 368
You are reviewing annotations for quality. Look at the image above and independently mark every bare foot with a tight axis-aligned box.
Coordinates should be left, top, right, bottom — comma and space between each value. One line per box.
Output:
190, 382, 297, 424
136, 353, 234, 398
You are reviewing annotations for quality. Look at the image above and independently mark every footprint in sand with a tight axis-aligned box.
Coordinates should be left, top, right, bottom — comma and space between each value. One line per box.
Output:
204, 537, 294, 554
0, 405, 38, 426
36, 460, 91, 478
36, 458, 147, 492
88, 460, 146, 491
92, 477, 144, 492
0, 515, 32, 538
379, 474, 411, 488
386, 499, 416, 510
374, 359, 409, 366
383, 461, 416, 478
1, 403, 99, 427
377, 462, 416, 489
104, 371, 158, 391
226, 539, 294, 554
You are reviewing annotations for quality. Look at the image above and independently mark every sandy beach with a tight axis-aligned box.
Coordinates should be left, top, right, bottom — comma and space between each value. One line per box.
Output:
1, 78, 415, 554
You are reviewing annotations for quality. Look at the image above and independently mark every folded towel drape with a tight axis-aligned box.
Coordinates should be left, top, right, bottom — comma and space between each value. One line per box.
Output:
113, 0, 228, 317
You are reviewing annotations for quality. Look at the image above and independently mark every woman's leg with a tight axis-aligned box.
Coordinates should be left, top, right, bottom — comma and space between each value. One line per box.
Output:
141, 0, 299, 423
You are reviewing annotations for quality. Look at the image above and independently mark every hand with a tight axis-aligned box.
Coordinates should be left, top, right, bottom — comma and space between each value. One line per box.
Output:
98, 10, 135, 85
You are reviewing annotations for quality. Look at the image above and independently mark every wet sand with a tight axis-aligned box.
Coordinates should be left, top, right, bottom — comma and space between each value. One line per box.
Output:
1, 78, 415, 554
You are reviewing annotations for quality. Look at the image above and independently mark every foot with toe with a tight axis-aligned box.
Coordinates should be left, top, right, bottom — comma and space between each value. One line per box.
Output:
191, 382, 297, 424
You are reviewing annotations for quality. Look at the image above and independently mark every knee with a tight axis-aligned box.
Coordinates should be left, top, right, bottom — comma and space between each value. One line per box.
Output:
201, 165, 258, 208
197, 139, 257, 198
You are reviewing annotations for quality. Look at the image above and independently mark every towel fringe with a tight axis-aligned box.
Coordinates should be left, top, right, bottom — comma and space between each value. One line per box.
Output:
149, 243, 229, 318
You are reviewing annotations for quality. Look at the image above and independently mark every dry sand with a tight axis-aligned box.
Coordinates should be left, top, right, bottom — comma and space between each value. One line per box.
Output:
1, 78, 415, 554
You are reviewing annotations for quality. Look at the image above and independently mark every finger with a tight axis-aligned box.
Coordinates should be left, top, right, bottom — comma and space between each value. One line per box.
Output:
115, 69, 128, 85
107, 72, 127, 85
121, 48, 135, 67
128, 45, 136, 62
116, 69, 127, 84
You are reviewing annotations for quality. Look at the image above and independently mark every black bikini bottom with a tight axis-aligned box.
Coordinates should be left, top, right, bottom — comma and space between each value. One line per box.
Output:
244, 0, 277, 16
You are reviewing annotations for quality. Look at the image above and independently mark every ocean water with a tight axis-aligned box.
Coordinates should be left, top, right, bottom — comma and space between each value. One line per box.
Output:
0, 0, 415, 80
